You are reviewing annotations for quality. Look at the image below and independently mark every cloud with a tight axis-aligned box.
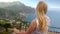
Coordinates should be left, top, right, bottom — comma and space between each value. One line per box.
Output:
48, 5, 60, 10
0, 0, 18, 2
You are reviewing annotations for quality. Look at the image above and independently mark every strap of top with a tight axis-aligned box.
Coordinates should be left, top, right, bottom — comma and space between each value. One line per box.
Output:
36, 19, 39, 28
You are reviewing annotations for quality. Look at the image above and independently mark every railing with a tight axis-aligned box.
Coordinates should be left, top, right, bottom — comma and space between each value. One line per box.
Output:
48, 26, 60, 34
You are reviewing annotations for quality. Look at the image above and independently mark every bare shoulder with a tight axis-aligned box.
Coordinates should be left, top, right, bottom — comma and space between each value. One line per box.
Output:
26, 19, 37, 34
30, 19, 37, 25
29, 19, 37, 28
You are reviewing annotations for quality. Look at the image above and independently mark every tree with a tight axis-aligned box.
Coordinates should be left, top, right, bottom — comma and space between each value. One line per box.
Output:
0, 21, 12, 31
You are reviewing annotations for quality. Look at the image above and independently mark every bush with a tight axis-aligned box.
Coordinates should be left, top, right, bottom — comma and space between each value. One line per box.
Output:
0, 21, 12, 31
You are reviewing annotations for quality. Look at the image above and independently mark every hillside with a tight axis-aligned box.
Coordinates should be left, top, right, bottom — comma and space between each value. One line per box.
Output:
0, 1, 35, 19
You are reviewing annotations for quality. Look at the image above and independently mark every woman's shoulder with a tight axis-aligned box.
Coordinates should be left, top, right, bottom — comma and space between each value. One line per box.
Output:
30, 19, 37, 25
46, 16, 50, 21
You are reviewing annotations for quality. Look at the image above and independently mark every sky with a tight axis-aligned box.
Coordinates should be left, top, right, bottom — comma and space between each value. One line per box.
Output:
0, 0, 60, 9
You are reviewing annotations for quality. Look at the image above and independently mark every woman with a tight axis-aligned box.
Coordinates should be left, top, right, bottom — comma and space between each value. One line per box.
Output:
13, 1, 51, 34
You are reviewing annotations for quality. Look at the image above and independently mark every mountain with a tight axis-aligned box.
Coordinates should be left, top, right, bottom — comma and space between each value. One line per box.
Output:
0, 1, 24, 8
0, 1, 60, 28
0, 1, 35, 19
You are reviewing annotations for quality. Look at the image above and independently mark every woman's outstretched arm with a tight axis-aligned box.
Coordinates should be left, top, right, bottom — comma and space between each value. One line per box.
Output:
13, 19, 36, 34
25, 19, 36, 34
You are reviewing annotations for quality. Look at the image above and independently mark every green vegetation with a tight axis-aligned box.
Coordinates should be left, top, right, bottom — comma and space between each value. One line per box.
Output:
0, 16, 30, 34
0, 21, 11, 31
0, 29, 12, 34
0, 1, 35, 19
0, 2, 32, 33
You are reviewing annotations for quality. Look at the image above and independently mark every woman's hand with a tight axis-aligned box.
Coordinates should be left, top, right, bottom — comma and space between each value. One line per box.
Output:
13, 28, 26, 34
13, 28, 20, 34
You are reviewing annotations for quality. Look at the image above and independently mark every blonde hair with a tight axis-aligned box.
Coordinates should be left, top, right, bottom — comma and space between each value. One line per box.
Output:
36, 1, 48, 32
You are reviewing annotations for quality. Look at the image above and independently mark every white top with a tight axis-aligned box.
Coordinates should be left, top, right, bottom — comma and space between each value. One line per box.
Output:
31, 16, 50, 34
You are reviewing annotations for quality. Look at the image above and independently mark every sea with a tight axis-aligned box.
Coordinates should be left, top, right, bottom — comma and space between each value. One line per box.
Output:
25, 10, 60, 32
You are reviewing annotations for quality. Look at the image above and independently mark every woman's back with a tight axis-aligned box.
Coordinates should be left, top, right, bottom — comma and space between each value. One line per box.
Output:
31, 16, 50, 34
